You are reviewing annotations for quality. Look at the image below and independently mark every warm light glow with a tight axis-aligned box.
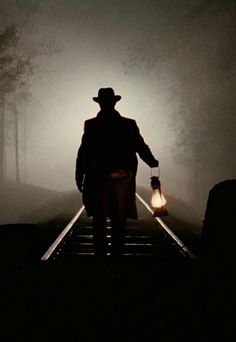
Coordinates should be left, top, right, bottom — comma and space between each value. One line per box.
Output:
151, 189, 167, 209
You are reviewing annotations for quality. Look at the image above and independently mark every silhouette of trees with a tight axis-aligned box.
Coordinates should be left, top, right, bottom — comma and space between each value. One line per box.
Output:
0, 20, 59, 183
0, 24, 33, 183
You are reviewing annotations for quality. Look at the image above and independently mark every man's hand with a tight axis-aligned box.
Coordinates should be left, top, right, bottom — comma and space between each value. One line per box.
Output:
76, 177, 83, 192
77, 184, 83, 193
76, 173, 84, 193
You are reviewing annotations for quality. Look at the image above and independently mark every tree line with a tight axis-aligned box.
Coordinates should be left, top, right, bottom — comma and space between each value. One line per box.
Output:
0, 23, 58, 184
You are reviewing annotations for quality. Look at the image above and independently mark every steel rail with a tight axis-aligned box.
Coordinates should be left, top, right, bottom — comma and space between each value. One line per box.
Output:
41, 193, 196, 261
135, 193, 196, 259
41, 205, 85, 261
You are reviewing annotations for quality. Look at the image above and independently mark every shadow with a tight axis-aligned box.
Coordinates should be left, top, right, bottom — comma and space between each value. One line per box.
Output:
0, 223, 42, 271
196, 179, 236, 339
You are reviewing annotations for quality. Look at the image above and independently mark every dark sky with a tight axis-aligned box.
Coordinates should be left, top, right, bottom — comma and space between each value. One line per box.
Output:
0, 0, 235, 229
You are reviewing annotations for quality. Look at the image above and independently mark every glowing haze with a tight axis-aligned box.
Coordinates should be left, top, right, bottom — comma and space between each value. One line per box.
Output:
1, 0, 235, 230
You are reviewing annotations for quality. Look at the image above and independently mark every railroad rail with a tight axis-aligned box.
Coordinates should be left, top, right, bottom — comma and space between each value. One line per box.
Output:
41, 193, 196, 261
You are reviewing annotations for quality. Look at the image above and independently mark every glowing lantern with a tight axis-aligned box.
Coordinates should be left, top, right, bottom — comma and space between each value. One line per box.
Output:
151, 176, 168, 217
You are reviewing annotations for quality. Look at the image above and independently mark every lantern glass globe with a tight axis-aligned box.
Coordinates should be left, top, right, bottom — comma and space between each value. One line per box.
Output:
151, 189, 167, 209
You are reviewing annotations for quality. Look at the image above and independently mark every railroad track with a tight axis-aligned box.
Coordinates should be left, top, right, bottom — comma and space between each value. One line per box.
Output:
41, 193, 196, 261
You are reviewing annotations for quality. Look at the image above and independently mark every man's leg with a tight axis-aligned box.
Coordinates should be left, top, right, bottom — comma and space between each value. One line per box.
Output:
110, 176, 129, 256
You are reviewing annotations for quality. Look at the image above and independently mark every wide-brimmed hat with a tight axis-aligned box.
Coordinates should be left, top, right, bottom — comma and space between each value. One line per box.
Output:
93, 88, 121, 103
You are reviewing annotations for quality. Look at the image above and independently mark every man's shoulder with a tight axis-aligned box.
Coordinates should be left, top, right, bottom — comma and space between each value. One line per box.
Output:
84, 117, 97, 128
84, 115, 136, 125
120, 116, 136, 126
85, 117, 97, 124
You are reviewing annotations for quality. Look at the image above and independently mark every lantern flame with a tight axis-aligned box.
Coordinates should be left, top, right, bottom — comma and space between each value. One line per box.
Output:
151, 189, 167, 209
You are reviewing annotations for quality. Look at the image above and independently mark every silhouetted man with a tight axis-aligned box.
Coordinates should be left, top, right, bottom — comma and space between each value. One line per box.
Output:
76, 88, 159, 256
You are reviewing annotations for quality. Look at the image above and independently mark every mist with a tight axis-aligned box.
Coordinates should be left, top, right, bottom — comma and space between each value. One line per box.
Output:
0, 0, 235, 233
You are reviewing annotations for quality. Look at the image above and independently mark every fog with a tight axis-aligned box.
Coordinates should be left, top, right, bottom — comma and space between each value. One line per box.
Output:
0, 0, 235, 232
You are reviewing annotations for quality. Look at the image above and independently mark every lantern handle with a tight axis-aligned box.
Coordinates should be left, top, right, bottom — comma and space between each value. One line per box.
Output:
151, 165, 160, 178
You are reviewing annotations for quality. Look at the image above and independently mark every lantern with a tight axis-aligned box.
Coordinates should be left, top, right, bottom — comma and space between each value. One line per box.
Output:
151, 176, 168, 217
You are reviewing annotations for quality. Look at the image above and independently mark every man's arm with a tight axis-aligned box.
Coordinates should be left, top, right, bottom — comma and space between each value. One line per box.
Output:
133, 121, 159, 168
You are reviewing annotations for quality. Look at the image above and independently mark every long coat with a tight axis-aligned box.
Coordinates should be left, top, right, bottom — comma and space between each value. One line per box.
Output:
75, 110, 158, 218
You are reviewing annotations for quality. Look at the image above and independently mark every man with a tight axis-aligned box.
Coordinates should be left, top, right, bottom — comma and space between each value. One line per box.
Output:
76, 88, 159, 256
